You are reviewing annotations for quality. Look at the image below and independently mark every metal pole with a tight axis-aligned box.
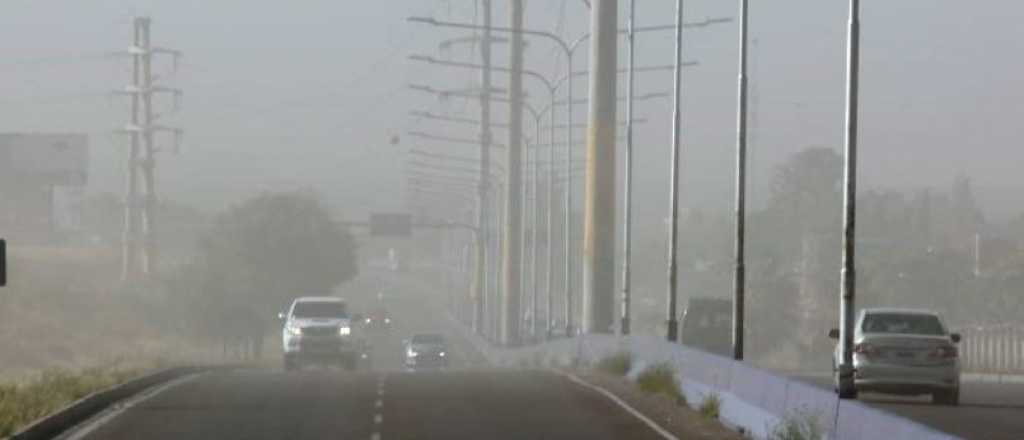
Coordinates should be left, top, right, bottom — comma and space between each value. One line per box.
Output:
140, 17, 158, 277
731, 0, 749, 360
473, 0, 493, 337
583, 0, 618, 335
620, 0, 636, 336
532, 117, 542, 340
564, 56, 575, 338
546, 91, 557, 339
501, 0, 524, 347
666, 0, 684, 342
838, 0, 861, 398
122, 18, 143, 283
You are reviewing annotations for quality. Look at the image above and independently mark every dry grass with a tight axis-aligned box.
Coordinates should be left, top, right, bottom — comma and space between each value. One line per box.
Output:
595, 352, 633, 377
0, 361, 161, 436
636, 363, 685, 405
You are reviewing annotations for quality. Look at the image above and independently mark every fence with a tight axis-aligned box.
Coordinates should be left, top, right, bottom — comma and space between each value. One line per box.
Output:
955, 323, 1024, 374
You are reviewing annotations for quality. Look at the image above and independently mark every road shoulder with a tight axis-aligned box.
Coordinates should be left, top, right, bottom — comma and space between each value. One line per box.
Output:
565, 370, 746, 440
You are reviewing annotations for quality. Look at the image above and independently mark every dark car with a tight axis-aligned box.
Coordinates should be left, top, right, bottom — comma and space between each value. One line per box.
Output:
364, 307, 392, 331
680, 297, 732, 356
404, 333, 449, 371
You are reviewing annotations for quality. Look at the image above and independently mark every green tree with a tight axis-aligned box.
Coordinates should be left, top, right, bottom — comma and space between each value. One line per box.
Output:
176, 192, 358, 357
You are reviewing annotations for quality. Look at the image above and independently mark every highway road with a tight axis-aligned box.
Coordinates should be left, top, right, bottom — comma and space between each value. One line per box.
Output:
56, 271, 696, 440
53, 267, 1024, 440
792, 374, 1024, 440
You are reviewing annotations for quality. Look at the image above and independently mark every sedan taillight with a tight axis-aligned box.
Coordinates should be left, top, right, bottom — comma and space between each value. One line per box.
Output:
853, 343, 877, 356
929, 345, 958, 359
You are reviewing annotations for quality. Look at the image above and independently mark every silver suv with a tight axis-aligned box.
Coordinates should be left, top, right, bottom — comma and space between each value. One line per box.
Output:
280, 297, 360, 371
830, 308, 961, 405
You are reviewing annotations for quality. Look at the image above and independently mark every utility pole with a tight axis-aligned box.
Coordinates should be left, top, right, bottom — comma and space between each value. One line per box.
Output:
620, 0, 636, 336
666, 0, 685, 342
583, 0, 618, 334
473, 0, 493, 337
121, 18, 144, 283
731, 0, 750, 360
502, 0, 524, 346
116, 17, 181, 282
837, 0, 861, 399
139, 18, 157, 276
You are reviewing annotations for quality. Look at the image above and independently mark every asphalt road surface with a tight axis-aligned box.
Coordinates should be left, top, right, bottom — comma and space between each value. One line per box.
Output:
793, 374, 1024, 440
60, 270, 673, 440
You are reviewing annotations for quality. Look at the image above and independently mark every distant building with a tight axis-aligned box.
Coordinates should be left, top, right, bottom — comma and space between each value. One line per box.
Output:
0, 133, 89, 244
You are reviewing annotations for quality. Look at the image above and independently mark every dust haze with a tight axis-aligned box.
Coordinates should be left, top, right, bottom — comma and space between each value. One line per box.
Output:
0, 0, 1022, 394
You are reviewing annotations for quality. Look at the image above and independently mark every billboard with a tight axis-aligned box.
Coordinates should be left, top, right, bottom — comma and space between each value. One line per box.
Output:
0, 133, 89, 185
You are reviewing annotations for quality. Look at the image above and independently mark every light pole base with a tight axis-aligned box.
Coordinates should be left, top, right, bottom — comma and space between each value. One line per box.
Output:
666, 319, 679, 342
621, 317, 631, 335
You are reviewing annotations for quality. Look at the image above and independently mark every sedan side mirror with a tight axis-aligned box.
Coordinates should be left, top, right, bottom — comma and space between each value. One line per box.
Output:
828, 328, 840, 340
277, 312, 287, 321
950, 333, 961, 343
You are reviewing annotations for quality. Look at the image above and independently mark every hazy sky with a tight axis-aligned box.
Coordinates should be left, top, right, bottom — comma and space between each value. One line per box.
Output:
2, 1, 1022, 220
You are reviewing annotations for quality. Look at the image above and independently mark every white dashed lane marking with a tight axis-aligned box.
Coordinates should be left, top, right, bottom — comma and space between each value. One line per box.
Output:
375, 399, 383, 409
374, 414, 383, 424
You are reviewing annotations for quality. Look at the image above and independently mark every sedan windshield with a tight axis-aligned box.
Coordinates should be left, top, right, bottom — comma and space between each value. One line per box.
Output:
292, 301, 347, 319
862, 313, 946, 336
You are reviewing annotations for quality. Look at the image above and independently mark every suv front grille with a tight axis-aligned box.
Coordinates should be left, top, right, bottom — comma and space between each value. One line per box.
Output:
302, 326, 338, 337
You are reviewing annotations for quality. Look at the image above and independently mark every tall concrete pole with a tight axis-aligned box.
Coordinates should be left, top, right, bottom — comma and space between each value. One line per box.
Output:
583, 0, 618, 335
838, 0, 861, 398
731, 0, 749, 360
501, 0, 524, 346
620, 0, 636, 335
139, 17, 158, 277
473, 0, 493, 337
121, 18, 143, 282
666, 0, 685, 342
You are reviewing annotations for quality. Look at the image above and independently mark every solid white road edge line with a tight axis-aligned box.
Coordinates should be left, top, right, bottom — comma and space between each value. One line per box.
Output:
559, 371, 680, 440
61, 372, 205, 440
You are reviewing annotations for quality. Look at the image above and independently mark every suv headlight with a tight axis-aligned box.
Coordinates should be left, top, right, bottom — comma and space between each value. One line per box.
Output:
338, 326, 351, 336
286, 323, 303, 336
406, 348, 418, 357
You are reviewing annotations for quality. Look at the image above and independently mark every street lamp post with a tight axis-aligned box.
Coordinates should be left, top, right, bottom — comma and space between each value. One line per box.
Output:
731, 0, 750, 361
837, 0, 862, 399
666, 0, 685, 343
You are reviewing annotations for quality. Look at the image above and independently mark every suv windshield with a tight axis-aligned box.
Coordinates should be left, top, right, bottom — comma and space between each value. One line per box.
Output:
292, 301, 347, 319
862, 313, 946, 336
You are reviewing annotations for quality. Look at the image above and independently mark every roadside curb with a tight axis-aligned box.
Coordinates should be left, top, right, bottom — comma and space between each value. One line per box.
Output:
10, 366, 209, 440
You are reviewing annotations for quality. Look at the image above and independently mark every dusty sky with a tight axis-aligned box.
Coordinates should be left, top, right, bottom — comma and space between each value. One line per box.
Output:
1, 1, 1022, 220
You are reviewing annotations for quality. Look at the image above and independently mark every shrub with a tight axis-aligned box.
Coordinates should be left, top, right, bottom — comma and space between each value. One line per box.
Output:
699, 393, 722, 420
595, 352, 632, 377
768, 409, 823, 440
636, 363, 684, 404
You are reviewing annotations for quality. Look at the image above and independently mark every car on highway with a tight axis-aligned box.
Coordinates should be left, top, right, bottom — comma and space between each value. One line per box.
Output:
364, 306, 392, 331
404, 333, 449, 371
279, 296, 362, 371
830, 308, 961, 405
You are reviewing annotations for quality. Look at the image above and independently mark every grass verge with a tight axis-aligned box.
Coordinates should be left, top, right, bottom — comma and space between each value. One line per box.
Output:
595, 352, 632, 377
636, 363, 685, 405
698, 393, 722, 420
768, 409, 823, 440
0, 362, 160, 436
